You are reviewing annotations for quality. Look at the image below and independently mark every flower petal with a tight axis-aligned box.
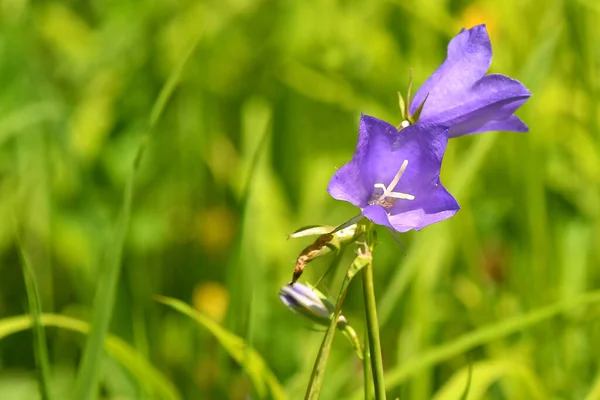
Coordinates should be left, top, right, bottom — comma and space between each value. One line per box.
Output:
327, 162, 366, 207
362, 205, 394, 229
410, 25, 492, 120
386, 176, 459, 232
458, 114, 529, 136
328, 115, 401, 207
434, 74, 531, 137
361, 178, 459, 233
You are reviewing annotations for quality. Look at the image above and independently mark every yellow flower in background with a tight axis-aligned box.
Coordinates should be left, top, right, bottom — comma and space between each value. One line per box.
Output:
193, 281, 230, 323
460, 3, 498, 42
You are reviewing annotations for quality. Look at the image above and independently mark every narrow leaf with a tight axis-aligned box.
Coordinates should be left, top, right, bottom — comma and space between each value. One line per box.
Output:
156, 296, 286, 400
0, 314, 181, 400
16, 234, 52, 400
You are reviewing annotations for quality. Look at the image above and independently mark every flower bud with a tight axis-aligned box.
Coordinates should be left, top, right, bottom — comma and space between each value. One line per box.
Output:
279, 283, 363, 359
279, 283, 348, 328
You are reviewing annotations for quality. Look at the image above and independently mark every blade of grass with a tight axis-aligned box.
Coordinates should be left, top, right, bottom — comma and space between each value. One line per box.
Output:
386, 290, 600, 391
74, 35, 202, 400
432, 359, 547, 400
155, 296, 286, 400
15, 228, 52, 400
350, 289, 600, 399
0, 314, 181, 400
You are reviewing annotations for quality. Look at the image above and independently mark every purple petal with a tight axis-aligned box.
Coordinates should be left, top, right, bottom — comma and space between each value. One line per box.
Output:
328, 115, 401, 207
437, 74, 531, 137
289, 283, 322, 305
361, 179, 459, 233
410, 25, 492, 120
459, 115, 529, 135
386, 176, 459, 232
279, 292, 298, 308
362, 205, 394, 229
328, 162, 366, 207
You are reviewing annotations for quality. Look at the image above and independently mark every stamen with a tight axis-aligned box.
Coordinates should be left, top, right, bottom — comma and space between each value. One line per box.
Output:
385, 192, 415, 200
372, 160, 415, 207
380, 160, 408, 199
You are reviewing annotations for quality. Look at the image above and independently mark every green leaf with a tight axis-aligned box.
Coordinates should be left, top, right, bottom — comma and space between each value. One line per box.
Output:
0, 314, 181, 400
288, 225, 334, 239
432, 359, 547, 400
156, 296, 286, 400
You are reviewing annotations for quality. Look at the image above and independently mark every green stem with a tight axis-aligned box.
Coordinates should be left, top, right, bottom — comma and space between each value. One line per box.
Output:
362, 261, 386, 400
363, 323, 373, 400
305, 273, 351, 400
304, 244, 372, 400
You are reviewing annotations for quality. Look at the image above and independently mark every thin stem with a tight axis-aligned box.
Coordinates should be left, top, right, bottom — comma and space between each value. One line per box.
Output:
304, 273, 351, 400
362, 261, 386, 400
363, 322, 373, 400
305, 246, 371, 400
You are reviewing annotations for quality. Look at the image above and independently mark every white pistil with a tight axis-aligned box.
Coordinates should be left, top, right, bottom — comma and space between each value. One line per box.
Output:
400, 120, 410, 129
374, 159, 415, 203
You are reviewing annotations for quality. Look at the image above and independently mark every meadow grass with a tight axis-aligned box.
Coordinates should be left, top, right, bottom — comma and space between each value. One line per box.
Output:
0, 0, 599, 399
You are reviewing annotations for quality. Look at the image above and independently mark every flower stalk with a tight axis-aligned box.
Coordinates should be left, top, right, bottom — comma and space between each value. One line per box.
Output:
363, 323, 373, 400
360, 233, 386, 400
304, 240, 373, 399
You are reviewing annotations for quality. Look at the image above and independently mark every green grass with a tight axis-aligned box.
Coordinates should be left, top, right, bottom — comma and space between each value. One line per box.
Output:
0, 0, 599, 399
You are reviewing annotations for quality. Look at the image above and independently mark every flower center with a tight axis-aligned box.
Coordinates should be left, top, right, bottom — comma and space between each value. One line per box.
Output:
371, 160, 415, 209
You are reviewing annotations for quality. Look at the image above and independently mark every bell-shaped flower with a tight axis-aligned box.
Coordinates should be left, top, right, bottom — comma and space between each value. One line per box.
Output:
279, 283, 363, 358
328, 115, 459, 232
279, 283, 348, 328
407, 24, 531, 138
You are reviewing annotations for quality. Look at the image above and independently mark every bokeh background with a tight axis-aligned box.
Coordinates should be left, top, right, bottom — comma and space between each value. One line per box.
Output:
1, 0, 599, 399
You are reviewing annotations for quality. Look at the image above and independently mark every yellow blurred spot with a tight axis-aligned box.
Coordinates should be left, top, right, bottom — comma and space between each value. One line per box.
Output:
194, 206, 236, 255
193, 281, 229, 323
460, 4, 498, 43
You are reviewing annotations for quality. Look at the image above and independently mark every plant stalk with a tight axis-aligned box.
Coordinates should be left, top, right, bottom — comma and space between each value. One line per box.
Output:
305, 244, 371, 399
362, 261, 386, 400
304, 272, 350, 400
363, 323, 373, 400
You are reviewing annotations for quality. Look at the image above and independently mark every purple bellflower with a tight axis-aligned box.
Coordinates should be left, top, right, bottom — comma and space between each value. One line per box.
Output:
404, 24, 531, 138
328, 115, 459, 232
280, 283, 348, 328
280, 283, 363, 358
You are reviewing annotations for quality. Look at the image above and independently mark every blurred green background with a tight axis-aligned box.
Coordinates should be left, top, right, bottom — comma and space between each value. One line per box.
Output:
1, 0, 599, 399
